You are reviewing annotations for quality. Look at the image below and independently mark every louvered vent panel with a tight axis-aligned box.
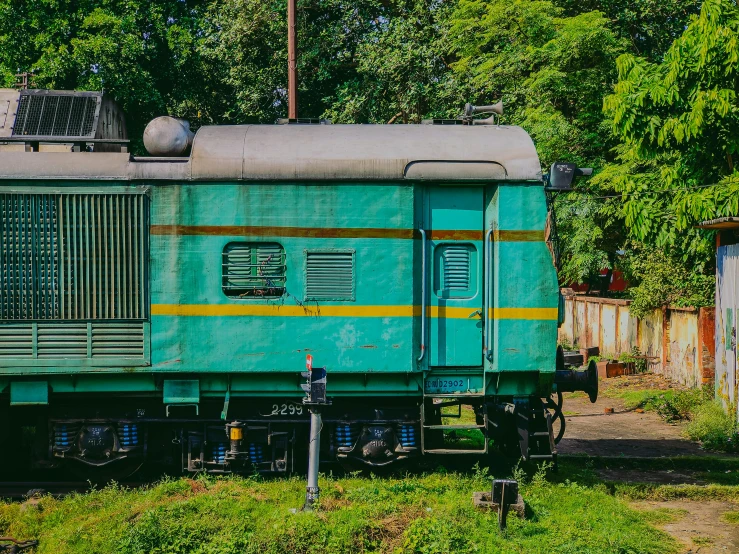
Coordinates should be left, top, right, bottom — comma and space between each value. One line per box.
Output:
37, 322, 87, 358
0, 194, 59, 319
91, 322, 145, 358
0, 324, 33, 358
442, 246, 471, 291
13, 93, 98, 138
222, 242, 285, 298
305, 251, 355, 301
1, 193, 148, 321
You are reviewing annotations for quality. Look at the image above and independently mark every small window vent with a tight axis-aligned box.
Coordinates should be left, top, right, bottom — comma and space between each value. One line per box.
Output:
434, 243, 476, 298
305, 250, 355, 301
222, 242, 286, 298
442, 245, 471, 291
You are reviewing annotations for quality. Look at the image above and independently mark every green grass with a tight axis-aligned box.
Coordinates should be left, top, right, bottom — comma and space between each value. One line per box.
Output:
721, 511, 739, 524
639, 507, 688, 524
557, 458, 739, 502
0, 466, 680, 554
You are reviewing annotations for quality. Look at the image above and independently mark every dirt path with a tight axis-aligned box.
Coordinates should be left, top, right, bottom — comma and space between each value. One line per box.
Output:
557, 394, 710, 459
632, 500, 739, 553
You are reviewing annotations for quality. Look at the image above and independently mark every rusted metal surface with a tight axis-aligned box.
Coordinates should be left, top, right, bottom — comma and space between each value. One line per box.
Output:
148, 226, 547, 242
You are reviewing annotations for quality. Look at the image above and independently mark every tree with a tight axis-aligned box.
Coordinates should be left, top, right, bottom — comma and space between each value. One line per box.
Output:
553, 0, 702, 61
0, 0, 229, 149
599, 0, 739, 266
323, 0, 465, 124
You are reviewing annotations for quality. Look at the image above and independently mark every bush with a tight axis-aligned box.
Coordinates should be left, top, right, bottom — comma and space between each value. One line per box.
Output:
686, 401, 739, 452
651, 386, 712, 422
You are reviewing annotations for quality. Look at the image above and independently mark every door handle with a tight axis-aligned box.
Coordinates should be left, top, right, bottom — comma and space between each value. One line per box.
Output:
468, 309, 482, 319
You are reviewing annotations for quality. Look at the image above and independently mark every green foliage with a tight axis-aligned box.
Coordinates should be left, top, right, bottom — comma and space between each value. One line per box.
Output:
600, 0, 739, 261
686, 401, 739, 452
721, 510, 739, 524
400, 518, 470, 554
554, 0, 702, 61
651, 386, 712, 423
323, 0, 465, 124
450, 0, 623, 168
621, 243, 714, 317
618, 347, 647, 373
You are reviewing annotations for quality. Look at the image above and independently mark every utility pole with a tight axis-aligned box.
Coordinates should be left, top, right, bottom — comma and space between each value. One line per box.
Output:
287, 0, 298, 119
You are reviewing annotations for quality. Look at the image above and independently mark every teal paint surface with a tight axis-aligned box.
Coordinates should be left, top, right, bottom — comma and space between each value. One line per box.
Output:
428, 186, 483, 367
487, 185, 558, 375
1, 179, 561, 399
10, 381, 49, 405
163, 380, 200, 404
150, 183, 417, 375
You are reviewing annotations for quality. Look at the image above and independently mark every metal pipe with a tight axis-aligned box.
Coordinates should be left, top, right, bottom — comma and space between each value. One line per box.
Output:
304, 407, 321, 511
287, 0, 298, 119
484, 228, 493, 360
417, 228, 426, 362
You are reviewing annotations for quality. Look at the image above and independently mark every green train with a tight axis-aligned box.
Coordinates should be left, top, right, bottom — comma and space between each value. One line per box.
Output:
0, 89, 596, 478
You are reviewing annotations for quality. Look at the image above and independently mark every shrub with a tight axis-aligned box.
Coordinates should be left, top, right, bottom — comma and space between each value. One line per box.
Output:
651, 386, 712, 422
685, 401, 739, 452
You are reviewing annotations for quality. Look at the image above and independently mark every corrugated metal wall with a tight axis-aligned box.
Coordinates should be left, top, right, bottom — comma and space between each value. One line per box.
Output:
716, 244, 739, 413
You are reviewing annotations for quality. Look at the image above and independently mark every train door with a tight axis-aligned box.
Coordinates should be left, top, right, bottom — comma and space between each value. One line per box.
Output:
427, 186, 484, 367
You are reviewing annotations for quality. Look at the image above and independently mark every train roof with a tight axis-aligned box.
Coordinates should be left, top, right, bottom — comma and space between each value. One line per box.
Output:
0, 123, 543, 182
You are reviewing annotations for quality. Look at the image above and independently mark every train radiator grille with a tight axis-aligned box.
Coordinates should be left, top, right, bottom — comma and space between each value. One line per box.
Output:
0, 192, 148, 321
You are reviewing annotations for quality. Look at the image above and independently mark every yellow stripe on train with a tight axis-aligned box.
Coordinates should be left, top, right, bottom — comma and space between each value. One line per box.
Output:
151, 304, 558, 320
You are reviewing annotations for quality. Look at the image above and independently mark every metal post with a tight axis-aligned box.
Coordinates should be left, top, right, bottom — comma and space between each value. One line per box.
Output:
287, 0, 298, 119
304, 407, 321, 510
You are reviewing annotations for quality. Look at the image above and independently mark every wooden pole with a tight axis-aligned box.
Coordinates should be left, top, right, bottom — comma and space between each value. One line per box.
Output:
287, 0, 298, 119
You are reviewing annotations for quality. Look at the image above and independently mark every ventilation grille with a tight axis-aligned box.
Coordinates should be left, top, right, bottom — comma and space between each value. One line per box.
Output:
305, 251, 355, 301
0, 194, 59, 319
0, 323, 33, 358
38, 322, 87, 358
442, 245, 471, 291
92, 322, 145, 358
0, 322, 145, 360
222, 242, 286, 298
1, 193, 148, 321
13, 93, 99, 138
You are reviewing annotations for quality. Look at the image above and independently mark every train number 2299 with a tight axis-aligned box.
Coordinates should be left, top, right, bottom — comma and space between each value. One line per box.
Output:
271, 403, 304, 416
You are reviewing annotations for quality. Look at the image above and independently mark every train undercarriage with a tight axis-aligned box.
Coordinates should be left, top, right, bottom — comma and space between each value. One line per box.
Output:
0, 394, 574, 480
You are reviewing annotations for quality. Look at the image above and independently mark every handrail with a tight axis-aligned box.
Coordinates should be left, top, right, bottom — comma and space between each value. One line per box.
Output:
484, 228, 493, 362
418, 228, 427, 362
